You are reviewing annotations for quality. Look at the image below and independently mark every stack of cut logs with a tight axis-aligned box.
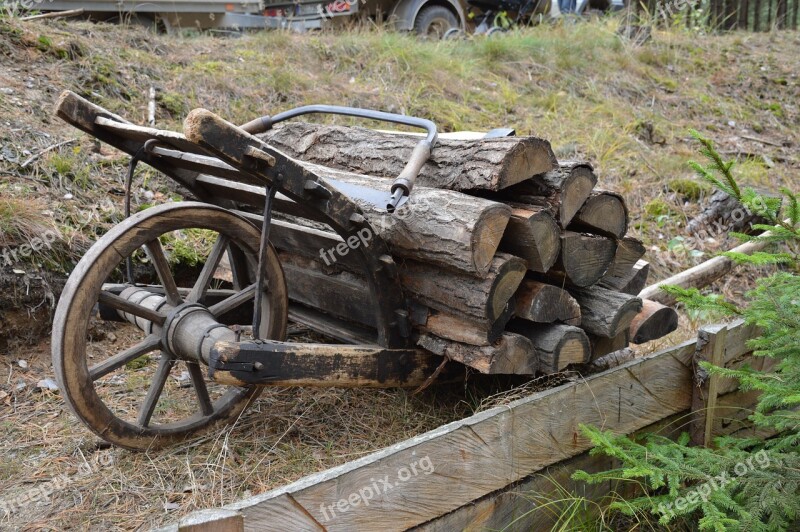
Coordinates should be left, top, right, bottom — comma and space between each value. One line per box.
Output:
258, 123, 679, 375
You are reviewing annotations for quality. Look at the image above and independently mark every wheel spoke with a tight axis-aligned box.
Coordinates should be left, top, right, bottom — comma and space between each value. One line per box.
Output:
98, 290, 166, 326
227, 244, 251, 291
187, 234, 229, 303
208, 283, 256, 317
186, 362, 214, 416
137, 352, 173, 428
145, 239, 182, 307
89, 334, 161, 381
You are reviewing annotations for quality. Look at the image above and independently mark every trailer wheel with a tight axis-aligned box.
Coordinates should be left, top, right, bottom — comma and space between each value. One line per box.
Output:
414, 6, 459, 39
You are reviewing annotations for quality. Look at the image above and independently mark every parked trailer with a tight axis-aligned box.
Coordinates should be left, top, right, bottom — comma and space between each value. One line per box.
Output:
38, 0, 469, 35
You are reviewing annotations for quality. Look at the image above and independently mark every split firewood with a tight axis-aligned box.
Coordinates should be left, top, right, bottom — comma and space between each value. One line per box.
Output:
548, 231, 617, 287
597, 260, 650, 296
501, 162, 598, 227
569, 190, 629, 239
600, 237, 646, 281
259, 122, 558, 191
499, 202, 561, 273
514, 280, 581, 326
507, 320, 591, 373
629, 299, 679, 344
418, 333, 537, 375
568, 286, 643, 338
589, 331, 629, 359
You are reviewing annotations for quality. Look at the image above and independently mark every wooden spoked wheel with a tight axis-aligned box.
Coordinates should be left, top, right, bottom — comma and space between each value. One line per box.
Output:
52, 202, 288, 450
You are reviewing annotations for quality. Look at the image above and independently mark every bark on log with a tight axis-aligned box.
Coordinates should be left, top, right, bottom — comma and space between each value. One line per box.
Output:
514, 280, 581, 326
590, 348, 636, 371
629, 299, 679, 344
502, 162, 597, 227
304, 162, 512, 276
507, 320, 591, 373
499, 202, 561, 273
418, 333, 537, 375
569, 190, 629, 239
260, 122, 558, 191
549, 231, 617, 287
568, 286, 643, 338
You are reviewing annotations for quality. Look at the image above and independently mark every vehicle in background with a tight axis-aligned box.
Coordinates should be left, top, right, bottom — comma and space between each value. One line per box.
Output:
37, 0, 469, 36
35, 0, 620, 36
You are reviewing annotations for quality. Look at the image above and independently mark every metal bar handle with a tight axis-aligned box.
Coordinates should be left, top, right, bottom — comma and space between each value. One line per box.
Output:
240, 104, 438, 212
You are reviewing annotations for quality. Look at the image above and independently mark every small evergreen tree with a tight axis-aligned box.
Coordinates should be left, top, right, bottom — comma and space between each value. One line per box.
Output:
573, 130, 800, 531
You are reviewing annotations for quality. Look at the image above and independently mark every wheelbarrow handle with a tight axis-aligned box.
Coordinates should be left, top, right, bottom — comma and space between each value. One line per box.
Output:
240, 104, 438, 213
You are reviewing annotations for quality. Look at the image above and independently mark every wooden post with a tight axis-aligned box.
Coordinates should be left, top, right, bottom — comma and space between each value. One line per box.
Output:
690, 324, 728, 447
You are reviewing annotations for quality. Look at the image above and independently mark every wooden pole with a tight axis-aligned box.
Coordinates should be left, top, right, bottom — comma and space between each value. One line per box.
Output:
20, 8, 84, 20
690, 325, 728, 447
638, 229, 779, 305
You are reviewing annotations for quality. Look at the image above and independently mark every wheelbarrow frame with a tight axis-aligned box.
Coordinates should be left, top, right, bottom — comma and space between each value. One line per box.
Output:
54, 90, 449, 389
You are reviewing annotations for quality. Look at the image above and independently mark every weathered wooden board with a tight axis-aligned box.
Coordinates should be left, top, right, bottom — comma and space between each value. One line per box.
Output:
166, 322, 766, 532
215, 338, 699, 530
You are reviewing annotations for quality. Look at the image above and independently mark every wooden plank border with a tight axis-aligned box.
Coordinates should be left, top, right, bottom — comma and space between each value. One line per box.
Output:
163, 321, 759, 531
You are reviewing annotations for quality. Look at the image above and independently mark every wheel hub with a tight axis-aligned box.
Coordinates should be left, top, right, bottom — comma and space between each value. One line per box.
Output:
162, 302, 236, 364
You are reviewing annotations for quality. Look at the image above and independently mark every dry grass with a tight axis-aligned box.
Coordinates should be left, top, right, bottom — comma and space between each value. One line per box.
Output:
0, 13, 798, 530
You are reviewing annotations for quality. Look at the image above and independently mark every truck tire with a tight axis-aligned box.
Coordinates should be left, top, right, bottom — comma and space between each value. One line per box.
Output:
414, 6, 459, 38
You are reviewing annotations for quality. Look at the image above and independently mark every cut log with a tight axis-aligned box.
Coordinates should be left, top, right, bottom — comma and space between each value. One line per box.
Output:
400, 253, 526, 324
502, 162, 598, 227
499, 203, 560, 273
629, 299, 679, 344
278, 251, 520, 345
418, 333, 537, 375
549, 232, 617, 287
207, 162, 512, 277
600, 237, 646, 280
514, 280, 581, 326
569, 190, 629, 239
412, 306, 513, 346
303, 162, 511, 276
568, 286, 643, 338
259, 122, 558, 191
589, 331, 629, 359
600, 259, 651, 296
506, 321, 591, 373
620, 260, 650, 295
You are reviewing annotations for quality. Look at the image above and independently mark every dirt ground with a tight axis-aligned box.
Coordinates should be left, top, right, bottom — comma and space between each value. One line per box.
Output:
0, 13, 798, 531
